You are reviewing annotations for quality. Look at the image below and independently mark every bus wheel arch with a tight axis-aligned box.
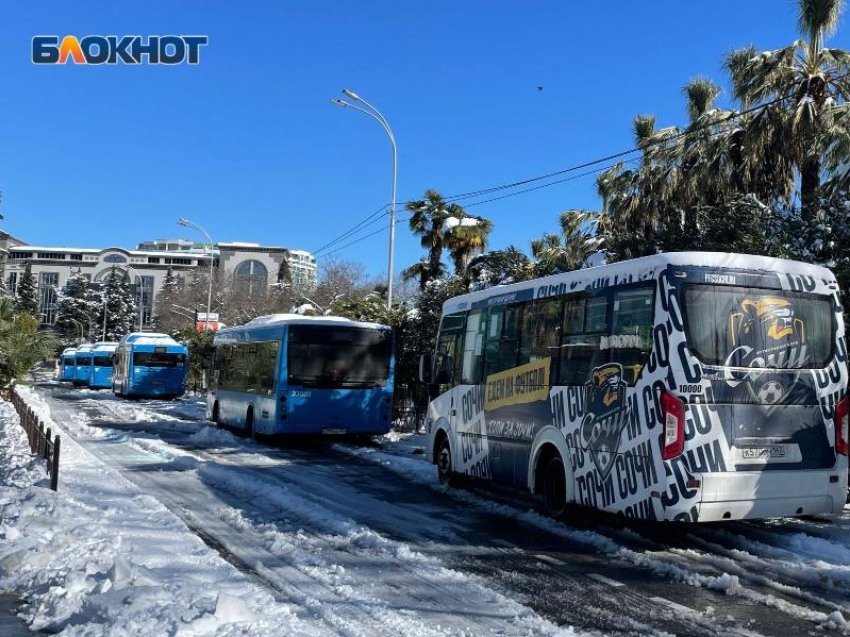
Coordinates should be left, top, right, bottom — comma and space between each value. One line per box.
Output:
432, 424, 461, 486
529, 427, 574, 512
245, 405, 255, 438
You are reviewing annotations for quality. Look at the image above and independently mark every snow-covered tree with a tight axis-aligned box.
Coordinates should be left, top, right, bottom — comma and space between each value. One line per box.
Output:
14, 263, 39, 317
94, 267, 137, 341
153, 267, 189, 334
54, 269, 95, 341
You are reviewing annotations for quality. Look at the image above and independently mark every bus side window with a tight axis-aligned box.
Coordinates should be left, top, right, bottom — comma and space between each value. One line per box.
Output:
498, 304, 522, 370
436, 313, 465, 386
461, 310, 485, 385
559, 291, 609, 385
609, 286, 654, 385
519, 298, 562, 368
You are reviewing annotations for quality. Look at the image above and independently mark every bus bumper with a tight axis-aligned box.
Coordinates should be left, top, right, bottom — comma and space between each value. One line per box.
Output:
690, 469, 847, 522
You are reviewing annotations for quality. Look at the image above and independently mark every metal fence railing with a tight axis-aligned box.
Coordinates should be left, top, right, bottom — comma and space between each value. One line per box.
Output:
10, 389, 60, 491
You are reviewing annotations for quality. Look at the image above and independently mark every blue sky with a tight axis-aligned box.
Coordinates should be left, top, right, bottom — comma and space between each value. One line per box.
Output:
1, 1, 846, 276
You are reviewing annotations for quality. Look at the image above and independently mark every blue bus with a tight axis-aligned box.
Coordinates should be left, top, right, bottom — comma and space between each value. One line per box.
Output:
59, 348, 77, 382
207, 315, 395, 438
73, 345, 94, 386
112, 333, 188, 400
88, 342, 118, 389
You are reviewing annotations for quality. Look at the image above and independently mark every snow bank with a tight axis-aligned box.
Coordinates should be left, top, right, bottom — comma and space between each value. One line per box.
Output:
0, 392, 315, 636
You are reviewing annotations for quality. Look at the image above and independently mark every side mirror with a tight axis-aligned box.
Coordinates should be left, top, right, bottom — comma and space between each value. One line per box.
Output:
419, 353, 433, 384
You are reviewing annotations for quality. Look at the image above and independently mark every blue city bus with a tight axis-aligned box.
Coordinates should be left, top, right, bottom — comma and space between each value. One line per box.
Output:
73, 344, 94, 386
112, 333, 188, 400
88, 342, 118, 389
207, 315, 395, 437
59, 348, 77, 382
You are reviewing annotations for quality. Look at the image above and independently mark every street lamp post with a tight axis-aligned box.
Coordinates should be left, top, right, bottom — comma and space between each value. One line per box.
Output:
177, 218, 216, 331
68, 318, 84, 345
331, 89, 397, 310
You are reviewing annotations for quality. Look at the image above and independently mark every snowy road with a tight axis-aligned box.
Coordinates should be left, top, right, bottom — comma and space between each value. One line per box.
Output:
17, 379, 850, 635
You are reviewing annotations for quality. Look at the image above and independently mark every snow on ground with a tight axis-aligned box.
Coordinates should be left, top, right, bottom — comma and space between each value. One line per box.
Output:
1, 386, 582, 636
339, 437, 850, 631
0, 390, 319, 636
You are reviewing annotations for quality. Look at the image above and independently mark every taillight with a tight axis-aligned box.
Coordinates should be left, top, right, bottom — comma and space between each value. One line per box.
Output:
661, 390, 685, 460
835, 395, 849, 455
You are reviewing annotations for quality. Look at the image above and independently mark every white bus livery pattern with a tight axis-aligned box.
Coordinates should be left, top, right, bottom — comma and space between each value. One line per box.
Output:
428, 253, 847, 522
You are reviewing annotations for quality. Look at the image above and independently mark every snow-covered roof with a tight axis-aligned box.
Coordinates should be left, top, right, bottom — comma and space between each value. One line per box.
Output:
443, 251, 838, 315
219, 313, 389, 334
76, 344, 94, 352
91, 343, 118, 353
61, 348, 77, 355
218, 241, 262, 247
118, 333, 181, 347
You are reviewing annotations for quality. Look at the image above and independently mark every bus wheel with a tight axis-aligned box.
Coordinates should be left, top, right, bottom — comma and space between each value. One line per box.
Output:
245, 408, 255, 439
211, 401, 220, 426
437, 436, 460, 486
542, 454, 567, 520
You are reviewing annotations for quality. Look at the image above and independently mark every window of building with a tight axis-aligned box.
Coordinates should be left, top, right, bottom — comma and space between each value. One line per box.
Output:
39, 272, 59, 324
135, 276, 155, 327
103, 254, 128, 263
234, 260, 268, 296
147, 257, 161, 264
7, 272, 17, 296
37, 252, 65, 260
69, 254, 83, 261
10, 251, 31, 260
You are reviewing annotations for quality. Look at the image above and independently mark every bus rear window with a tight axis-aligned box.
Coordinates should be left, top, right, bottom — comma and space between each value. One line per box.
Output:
93, 356, 113, 368
64, 358, 75, 366
288, 325, 392, 388
681, 285, 834, 369
133, 352, 186, 367
76, 357, 92, 366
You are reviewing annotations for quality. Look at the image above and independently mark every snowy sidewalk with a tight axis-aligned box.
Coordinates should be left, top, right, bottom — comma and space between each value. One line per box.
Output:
0, 389, 319, 636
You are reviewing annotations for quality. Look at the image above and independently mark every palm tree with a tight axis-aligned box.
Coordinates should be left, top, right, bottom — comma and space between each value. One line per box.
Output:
724, 0, 850, 218
531, 210, 601, 276
442, 204, 493, 275
0, 297, 58, 387
405, 190, 493, 279
401, 259, 447, 291
467, 245, 532, 286
406, 189, 450, 280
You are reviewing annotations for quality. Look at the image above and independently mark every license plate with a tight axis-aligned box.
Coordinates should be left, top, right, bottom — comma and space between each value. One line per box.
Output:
742, 445, 786, 459
322, 428, 347, 435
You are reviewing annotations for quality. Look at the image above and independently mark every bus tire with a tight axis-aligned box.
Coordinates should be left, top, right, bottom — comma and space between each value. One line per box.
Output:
542, 454, 568, 520
245, 407, 255, 439
436, 435, 461, 487
212, 401, 220, 426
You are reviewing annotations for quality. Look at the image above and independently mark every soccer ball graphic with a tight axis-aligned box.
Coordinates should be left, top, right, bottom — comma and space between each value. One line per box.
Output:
756, 380, 785, 404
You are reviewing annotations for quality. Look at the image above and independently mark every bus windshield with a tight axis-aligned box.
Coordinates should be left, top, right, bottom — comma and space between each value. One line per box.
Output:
93, 356, 113, 368
133, 352, 186, 367
681, 284, 834, 369
64, 358, 75, 366
287, 325, 392, 388
77, 356, 92, 366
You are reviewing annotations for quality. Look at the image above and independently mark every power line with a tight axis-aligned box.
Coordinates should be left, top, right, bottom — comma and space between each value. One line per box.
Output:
312, 204, 389, 255
319, 216, 410, 258
315, 70, 850, 258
